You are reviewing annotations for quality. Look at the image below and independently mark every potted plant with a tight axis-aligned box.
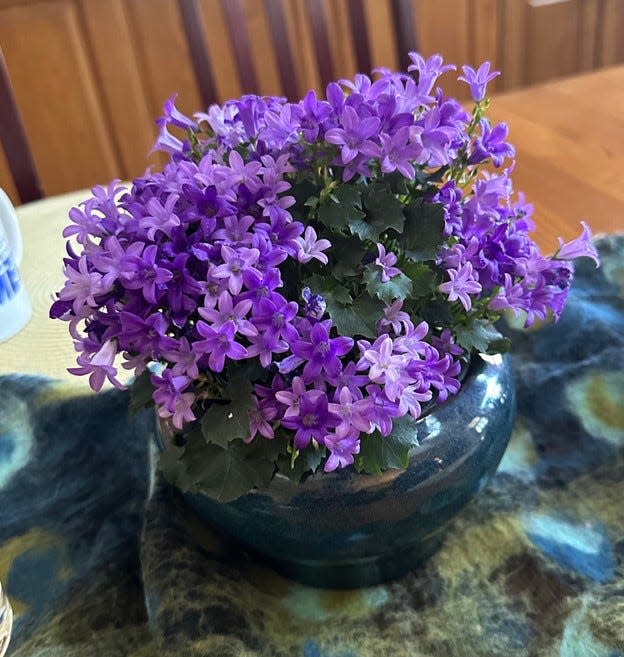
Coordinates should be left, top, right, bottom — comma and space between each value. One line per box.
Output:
51, 53, 599, 588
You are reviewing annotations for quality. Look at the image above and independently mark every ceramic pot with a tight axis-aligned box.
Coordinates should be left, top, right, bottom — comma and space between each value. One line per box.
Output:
155, 353, 515, 589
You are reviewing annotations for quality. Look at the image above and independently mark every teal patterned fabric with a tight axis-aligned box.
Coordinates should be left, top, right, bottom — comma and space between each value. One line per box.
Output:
1, 236, 624, 657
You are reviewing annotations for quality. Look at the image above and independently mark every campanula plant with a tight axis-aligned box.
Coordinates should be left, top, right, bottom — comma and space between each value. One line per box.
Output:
51, 53, 599, 501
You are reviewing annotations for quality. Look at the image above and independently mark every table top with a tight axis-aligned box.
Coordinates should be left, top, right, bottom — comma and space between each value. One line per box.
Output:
488, 65, 624, 249
1, 65, 623, 384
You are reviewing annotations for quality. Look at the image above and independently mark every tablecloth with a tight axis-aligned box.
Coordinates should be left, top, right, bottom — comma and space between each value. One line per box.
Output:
1, 235, 624, 657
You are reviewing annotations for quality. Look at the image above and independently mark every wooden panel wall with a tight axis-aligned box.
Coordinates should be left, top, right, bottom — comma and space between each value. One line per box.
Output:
1, 0, 623, 205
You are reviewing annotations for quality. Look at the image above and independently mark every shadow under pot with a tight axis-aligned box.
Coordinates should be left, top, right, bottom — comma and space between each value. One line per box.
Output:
154, 352, 516, 589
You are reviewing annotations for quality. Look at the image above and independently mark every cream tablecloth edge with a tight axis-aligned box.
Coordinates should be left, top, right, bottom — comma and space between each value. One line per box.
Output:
0, 189, 129, 390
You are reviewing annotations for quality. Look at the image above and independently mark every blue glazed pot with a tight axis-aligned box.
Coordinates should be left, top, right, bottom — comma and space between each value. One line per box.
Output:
155, 353, 515, 589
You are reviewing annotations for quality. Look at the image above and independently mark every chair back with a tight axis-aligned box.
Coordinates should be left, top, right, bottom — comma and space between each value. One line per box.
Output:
177, 0, 419, 106
0, 46, 42, 204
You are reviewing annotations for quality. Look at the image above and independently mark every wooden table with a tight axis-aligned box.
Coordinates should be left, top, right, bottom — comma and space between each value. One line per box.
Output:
1, 66, 623, 383
488, 65, 624, 249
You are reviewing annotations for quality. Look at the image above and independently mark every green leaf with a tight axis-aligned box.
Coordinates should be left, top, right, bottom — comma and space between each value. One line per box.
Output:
346, 216, 379, 242
330, 234, 367, 278
158, 426, 203, 493
362, 183, 406, 236
129, 370, 155, 415
276, 443, 324, 482
401, 200, 445, 262
160, 429, 279, 502
318, 184, 365, 232
486, 336, 511, 355
200, 363, 255, 447
402, 262, 438, 299
304, 273, 382, 338
195, 440, 276, 502
364, 266, 413, 304
419, 298, 453, 326
355, 416, 418, 475
304, 274, 351, 304
455, 319, 504, 354
325, 293, 383, 338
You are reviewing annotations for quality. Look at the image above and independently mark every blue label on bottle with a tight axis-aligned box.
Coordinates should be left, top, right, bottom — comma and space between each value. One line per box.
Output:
0, 236, 20, 304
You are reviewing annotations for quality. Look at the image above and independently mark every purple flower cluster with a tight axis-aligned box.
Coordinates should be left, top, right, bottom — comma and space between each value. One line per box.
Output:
52, 52, 599, 475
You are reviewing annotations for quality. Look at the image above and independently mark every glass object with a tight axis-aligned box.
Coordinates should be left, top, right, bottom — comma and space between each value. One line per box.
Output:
156, 353, 516, 588
0, 581, 12, 657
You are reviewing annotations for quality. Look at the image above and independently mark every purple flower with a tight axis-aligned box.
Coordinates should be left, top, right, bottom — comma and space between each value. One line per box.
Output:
554, 221, 600, 267
362, 336, 407, 401
296, 226, 331, 265
325, 105, 380, 165
324, 424, 360, 472
152, 369, 192, 413
458, 62, 500, 101
140, 194, 181, 240
68, 339, 123, 391
119, 244, 173, 304
288, 320, 354, 381
281, 390, 339, 449
301, 287, 327, 320
469, 120, 515, 167
378, 127, 421, 179
198, 291, 257, 337
59, 255, 110, 312
366, 385, 400, 437
252, 294, 299, 342
246, 395, 277, 441
328, 386, 373, 433
374, 244, 401, 282
377, 300, 410, 334
398, 384, 432, 420
246, 331, 289, 368
275, 375, 307, 418
194, 321, 248, 372
487, 273, 526, 317
119, 311, 178, 358
407, 53, 455, 103
212, 245, 260, 295
439, 262, 482, 311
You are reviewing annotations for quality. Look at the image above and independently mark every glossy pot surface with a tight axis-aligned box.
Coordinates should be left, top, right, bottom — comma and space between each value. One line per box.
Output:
156, 353, 515, 588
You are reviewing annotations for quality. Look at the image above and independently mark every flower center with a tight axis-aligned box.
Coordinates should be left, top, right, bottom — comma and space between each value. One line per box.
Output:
315, 342, 329, 357
302, 413, 317, 427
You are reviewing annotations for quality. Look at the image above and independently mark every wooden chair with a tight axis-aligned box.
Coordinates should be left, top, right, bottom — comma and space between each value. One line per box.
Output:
0, 46, 42, 204
176, 0, 419, 107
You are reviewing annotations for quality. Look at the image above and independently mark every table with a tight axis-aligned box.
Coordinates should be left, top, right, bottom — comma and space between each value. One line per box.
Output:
1, 66, 623, 384
488, 65, 624, 248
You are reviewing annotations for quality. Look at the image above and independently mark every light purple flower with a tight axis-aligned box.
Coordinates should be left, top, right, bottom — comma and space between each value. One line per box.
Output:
194, 321, 248, 372
140, 194, 181, 240
377, 300, 410, 334
246, 395, 277, 441
212, 245, 260, 295
439, 262, 482, 311
198, 291, 257, 337
458, 62, 500, 101
374, 244, 401, 282
68, 339, 124, 391
325, 105, 380, 165
275, 376, 307, 418
324, 424, 360, 472
362, 336, 407, 401
297, 226, 331, 265
554, 221, 600, 267
328, 386, 373, 433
